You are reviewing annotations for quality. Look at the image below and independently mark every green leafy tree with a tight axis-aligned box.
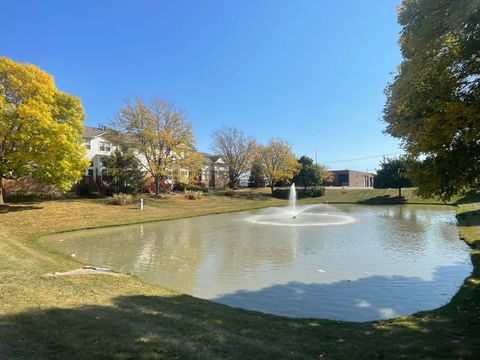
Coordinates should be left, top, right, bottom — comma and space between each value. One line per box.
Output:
293, 155, 330, 190
383, 0, 480, 200
0, 57, 89, 204
374, 157, 415, 197
103, 149, 145, 194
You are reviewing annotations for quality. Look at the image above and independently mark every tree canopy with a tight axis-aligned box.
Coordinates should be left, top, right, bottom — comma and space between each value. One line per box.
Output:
211, 126, 257, 189
111, 98, 200, 195
0, 57, 88, 203
383, 0, 480, 200
259, 139, 299, 193
374, 157, 415, 197
293, 155, 331, 190
103, 149, 145, 195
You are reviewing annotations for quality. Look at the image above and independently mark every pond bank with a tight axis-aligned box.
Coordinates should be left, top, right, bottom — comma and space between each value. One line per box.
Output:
0, 189, 479, 359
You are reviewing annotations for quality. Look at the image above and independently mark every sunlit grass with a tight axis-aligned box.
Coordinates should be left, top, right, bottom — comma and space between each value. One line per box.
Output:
0, 189, 478, 359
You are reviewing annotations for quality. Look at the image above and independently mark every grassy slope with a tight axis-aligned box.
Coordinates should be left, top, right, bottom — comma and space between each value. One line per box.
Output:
0, 189, 479, 359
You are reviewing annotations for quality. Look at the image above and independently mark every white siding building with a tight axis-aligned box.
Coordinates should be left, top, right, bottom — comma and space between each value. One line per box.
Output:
83, 126, 116, 179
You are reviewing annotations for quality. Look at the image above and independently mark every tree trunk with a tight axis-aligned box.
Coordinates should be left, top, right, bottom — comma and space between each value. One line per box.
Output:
154, 178, 160, 196
270, 183, 274, 194
228, 174, 236, 189
398, 187, 402, 197
0, 177, 3, 204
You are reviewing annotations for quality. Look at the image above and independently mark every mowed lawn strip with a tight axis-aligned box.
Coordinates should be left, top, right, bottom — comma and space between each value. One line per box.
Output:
0, 189, 479, 359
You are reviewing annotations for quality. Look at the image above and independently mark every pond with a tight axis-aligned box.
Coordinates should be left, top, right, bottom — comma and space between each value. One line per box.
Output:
42, 204, 472, 322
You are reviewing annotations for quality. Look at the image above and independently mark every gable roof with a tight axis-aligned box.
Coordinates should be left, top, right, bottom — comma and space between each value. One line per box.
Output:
209, 155, 224, 163
83, 126, 106, 138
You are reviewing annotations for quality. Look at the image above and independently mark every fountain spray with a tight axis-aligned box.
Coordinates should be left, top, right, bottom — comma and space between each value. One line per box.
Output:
289, 183, 296, 219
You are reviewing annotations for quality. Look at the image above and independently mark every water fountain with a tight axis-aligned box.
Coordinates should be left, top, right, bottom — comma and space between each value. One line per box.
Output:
290, 183, 296, 219
247, 184, 357, 227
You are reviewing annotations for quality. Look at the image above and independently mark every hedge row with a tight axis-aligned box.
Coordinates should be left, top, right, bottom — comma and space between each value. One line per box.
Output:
271, 187, 325, 199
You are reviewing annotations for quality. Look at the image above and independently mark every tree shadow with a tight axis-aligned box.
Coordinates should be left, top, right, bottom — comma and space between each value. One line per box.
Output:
457, 210, 480, 227
454, 189, 480, 204
0, 204, 43, 213
358, 195, 407, 205
0, 262, 477, 359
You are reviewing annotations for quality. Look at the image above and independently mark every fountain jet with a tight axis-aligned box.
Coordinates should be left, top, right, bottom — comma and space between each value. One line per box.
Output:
289, 183, 296, 218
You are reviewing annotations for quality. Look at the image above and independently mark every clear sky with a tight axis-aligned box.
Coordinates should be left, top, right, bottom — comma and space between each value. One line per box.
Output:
1, 0, 404, 172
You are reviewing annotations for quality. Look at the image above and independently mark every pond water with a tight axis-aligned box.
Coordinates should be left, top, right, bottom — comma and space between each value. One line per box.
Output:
42, 204, 472, 322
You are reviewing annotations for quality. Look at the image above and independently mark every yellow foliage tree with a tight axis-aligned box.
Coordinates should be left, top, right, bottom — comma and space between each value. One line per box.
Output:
259, 139, 299, 194
111, 98, 200, 195
0, 57, 89, 204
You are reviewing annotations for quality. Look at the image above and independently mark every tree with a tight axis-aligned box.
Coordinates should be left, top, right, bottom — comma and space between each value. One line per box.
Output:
293, 155, 331, 190
374, 157, 415, 197
103, 148, 145, 194
111, 98, 200, 196
248, 158, 266, 188
211, 127, 257, 189
383, 0, 480, 200
259, 139, 299, 194
0, 57, 89, 204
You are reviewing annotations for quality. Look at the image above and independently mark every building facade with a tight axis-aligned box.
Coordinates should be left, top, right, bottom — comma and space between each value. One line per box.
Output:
83, 126, 116, 179
324, 170, 374, 188
82, 127, 239, 191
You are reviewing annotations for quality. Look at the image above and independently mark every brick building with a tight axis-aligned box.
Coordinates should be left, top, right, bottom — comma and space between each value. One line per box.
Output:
324, 170, 374, 188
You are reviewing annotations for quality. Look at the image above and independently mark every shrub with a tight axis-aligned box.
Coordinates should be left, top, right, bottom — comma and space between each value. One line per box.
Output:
111, 193, 134, 206
76, 177, 98, 198
5, 192, 61, 202
184, 191, 202, 200
306, 187, 325, 197
271, 187, 325, 199
271, 188, 290, 199
173, 182, 188, 192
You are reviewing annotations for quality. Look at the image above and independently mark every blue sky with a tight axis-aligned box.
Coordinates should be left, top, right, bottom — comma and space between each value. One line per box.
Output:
1, 0, 403, 171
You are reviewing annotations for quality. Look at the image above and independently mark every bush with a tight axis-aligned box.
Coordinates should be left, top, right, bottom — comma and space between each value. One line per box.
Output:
111, 193, 134, 205
224, 190, 235, 197
173, 182, 188, 192
184, 191, 202, 200
76, 177, 98, 198
271, 188, 290, 199
271, 187, 325, 199
5, 192, 61, 202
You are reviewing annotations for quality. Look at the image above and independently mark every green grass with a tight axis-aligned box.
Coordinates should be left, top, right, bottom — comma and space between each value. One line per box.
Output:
0, 188, 479, 359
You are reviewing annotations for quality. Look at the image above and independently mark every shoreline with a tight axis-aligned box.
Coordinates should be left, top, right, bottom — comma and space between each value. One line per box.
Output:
1, 188, 478, 359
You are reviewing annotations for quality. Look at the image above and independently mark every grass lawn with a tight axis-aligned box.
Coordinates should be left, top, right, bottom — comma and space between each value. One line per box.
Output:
0, 188, 479, 359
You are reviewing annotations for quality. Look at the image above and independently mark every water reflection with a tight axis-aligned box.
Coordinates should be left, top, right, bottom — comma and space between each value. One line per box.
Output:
43, 204, 472, 321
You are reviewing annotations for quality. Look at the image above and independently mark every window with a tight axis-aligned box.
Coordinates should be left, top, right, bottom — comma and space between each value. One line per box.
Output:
87, 169, 94, 177
89, 161, 94, 167
85, 140, 91, 149
100, 141, 111, 152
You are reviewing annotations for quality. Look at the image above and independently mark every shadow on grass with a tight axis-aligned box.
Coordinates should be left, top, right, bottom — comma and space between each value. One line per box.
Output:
0, 204, 43, 213
457, 210, 480, 226
0, 264, 478, 359
455, 189, 480, 205
358, 195, 407, 205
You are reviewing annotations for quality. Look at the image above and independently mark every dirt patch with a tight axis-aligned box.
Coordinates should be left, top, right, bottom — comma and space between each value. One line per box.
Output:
46, 266, 125, 277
